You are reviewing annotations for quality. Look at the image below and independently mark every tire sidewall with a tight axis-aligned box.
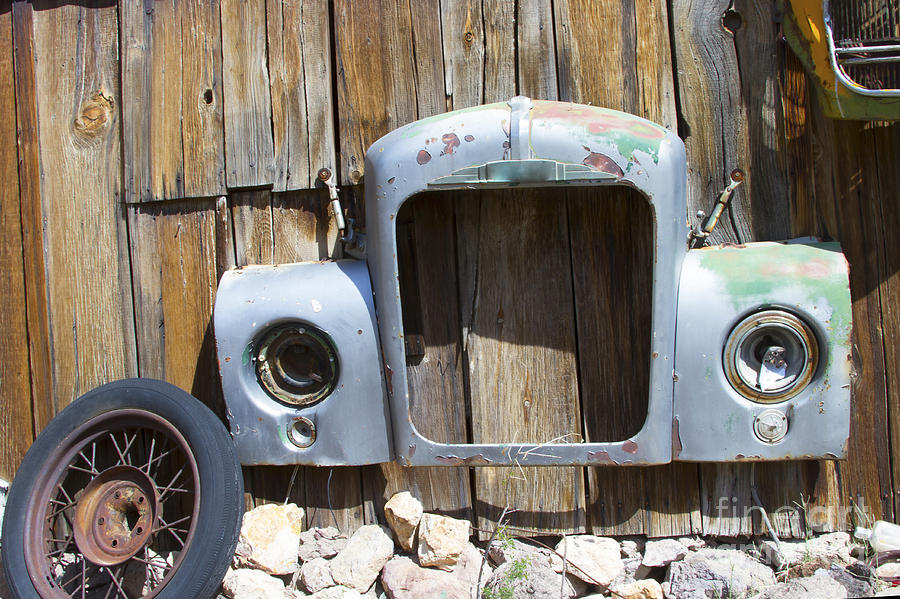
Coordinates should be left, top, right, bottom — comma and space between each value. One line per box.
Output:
2, 379, 243, 599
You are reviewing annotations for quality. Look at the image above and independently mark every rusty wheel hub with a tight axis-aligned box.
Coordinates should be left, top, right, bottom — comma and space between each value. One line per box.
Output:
73, 466, 159, 566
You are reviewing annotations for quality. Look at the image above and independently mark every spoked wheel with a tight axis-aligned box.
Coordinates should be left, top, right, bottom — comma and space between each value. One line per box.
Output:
2, 379, 244, 599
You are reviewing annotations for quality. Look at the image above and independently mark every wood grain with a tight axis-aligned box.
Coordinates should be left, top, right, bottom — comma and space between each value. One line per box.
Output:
377, 194, 473, 521
127, 201, 222, 411
181, 0, 227, 197
670, 0, 752, 244
221, 0, 275, 189
121, 0, 184, 201
11, 0, 53, 437
459, 190, 586, 537
120, 0, 225, 202
0, 2, 34, 480
30, 1, 136, 418
440, 0, 485, 109
333, 0, 417, 184
517, 0, 558, 101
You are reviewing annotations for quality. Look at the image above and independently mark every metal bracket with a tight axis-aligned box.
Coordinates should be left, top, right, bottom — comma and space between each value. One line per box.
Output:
689, 169, 744, 246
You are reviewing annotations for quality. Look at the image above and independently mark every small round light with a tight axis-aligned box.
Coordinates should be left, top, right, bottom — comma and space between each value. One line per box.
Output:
256, 324, 338, 407
754, 409, 788, 444
287, 417, 316, 448
724, 309, 819, 403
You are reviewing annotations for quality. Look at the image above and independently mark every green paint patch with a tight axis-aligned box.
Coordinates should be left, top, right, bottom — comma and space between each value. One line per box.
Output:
396, 103, 505, 140
696, 241, 852, 337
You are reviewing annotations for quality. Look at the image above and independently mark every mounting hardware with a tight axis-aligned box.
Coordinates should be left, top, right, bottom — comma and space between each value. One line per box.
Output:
690, 169, 744, 246
754, 409, 788, 444
287, 417, 317, 448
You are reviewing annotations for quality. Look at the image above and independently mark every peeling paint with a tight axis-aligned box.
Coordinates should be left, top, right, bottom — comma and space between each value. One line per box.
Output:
435, 454, 493, 466
441, 133, 461, 155
417, 150, 432, 165
622, 440, 639, 454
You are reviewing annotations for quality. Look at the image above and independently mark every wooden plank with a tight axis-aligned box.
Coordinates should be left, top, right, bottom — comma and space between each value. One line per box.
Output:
732, 0, 791, 241
459, 190, 586, 537
554, 0, 698, 538
670, 0, 752, 244
121, 0, 226, 200
482, 0, 515, 102
409, 0, 446, 117
374, 195, 473, 522
30, 1, 136, 418
439, 0, 485, 109
230, 190, 275, 266
221, 0, 275, 189
266, 0, 310, 191
127, 201, 222, 413
121, 0, 184, 201
181, 0, 226, 197
11, 1, 53, 437
567, 187, 649, 537
271, 190, 339, 263
829, 121, 895, 525
517, 0, 557, 101
333, 0, 417, 184
0, 2, 34, 480
873, 124, 900, 520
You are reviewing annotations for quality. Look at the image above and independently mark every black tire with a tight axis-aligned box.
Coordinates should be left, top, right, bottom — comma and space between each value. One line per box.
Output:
1, 379, 244, 599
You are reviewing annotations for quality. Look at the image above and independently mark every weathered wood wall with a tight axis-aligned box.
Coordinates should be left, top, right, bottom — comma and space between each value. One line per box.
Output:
1, 0, 897, 539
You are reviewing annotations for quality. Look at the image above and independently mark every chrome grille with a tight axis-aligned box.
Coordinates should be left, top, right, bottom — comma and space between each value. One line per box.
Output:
829, 0, 900, 91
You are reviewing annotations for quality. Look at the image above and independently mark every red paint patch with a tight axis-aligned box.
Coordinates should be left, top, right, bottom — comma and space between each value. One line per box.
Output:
417, 150, 432, 165
441, 133, 461, 155
464, 134, 475, 142
623, 440, 638, 454
582, 152, 624, 177
588, 450, 614, 464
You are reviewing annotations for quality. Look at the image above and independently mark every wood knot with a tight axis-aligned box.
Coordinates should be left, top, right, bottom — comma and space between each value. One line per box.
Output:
74, 91, 114, 137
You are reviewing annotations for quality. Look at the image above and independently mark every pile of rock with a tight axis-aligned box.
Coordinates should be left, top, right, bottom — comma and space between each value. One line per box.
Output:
220, 493, 883, 599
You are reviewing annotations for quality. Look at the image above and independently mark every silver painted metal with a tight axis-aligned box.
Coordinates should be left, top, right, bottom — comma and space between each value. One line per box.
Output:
211, 97, 852, 468
673, 241, 853, 461
214, 260, 392, 466
365, 97, 687, 466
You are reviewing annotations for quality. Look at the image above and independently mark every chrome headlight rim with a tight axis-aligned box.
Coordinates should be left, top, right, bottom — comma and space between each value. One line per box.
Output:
723, 308, 820, 404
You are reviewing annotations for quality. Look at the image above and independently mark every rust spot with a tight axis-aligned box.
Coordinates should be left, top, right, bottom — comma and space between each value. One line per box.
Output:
464, 134, 475, 142
74, 91, 114, 137
623, 440, 638, 454
652, 352, 659, 359
387, 177, 396, 184
441, 133, 461, 156
672, 417, 683, 458
417, 150, 432, 165
588, 451, 614, 464
224, 356, 231, 363
502, 141, 511, 149
582, 152, 624, 177
435, 454, 493, 466
357, 329, 363, 335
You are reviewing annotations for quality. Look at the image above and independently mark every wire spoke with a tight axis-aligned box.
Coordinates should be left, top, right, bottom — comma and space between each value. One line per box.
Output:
152, 513, 191, 533
146, 446, 176, 479
78, 449, 100, 475
67, 463, 98, 476
142, 434, 157, 474
102, 565, 130, 599
108, 432, 127, 466
119, 430, 139, 466
156, 466, 187, 502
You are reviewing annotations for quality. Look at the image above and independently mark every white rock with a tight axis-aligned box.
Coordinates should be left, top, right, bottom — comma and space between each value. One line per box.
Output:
753, 573, 847, 599
677, 537, 706, 551
309, 586, 367, 599
485, 559, 586, 599
875, 562, 900, 578
298, 527, 348, 562
301, 557, 336, 593
760, 532, 854, 571
642, 539, 687, 568
330, 524, 394, 592
235, 503, 305, 575
609, 579, 664, 599
551, 535, 623, 587
383, 492, 423, 553
488, 537, 554, 568
666, 548, 776, 599
380, 555, 472, 599
417, 513, 471, 570
223, 567, 285, 599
